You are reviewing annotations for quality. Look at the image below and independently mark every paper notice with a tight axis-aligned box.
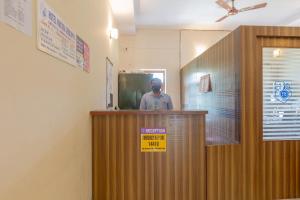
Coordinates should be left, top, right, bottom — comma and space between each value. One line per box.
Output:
37, 0, 77, 66
76, 35, 84, 69
106, 58, 113, 107
0, 0, 32, 36
83, 42, 90, 73
199, 74, 212, 93
36, 0, 90, 69
0, 0, 3, 21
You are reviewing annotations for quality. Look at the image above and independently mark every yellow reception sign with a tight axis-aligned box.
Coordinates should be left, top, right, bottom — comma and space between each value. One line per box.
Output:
141, 128, 167, 152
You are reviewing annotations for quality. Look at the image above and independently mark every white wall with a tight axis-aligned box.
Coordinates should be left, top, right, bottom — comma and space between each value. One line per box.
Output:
0, 0, 118, 199
119, 29, 181, 109
119, 29, 229, 109
180, 30, 230, 67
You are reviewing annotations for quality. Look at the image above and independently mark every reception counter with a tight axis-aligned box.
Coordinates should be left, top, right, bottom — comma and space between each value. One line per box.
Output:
91, 110, 207, 200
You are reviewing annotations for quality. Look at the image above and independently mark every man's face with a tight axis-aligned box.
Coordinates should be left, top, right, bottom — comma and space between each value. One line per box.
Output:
151, 79, 162, 88
151, 79, 162, 93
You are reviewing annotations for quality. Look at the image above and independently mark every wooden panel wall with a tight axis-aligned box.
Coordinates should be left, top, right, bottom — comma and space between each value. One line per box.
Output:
206, 26, 300, 200
256, 33, 300, 199
206, 145, 241, 200
181, 26, 300, 199
181, 29, 241, 145
92, 113, 206, 200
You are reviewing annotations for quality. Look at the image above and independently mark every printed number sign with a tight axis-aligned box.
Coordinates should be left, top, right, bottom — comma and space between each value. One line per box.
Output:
141, 128, 167, 152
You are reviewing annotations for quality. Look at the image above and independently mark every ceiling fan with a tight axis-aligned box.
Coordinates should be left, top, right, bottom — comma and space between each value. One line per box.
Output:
215, 0, 267, 22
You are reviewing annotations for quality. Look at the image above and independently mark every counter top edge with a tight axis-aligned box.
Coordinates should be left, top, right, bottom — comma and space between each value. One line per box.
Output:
90, 110, 208, 116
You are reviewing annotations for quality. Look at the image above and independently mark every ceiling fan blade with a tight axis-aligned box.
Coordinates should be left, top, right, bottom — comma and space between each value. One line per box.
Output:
239, 3, 267, 12
216, 14, 229, 22
216, 0, 232, 11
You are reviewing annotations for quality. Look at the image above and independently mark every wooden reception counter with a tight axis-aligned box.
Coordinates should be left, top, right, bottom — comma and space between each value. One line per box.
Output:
91, 110, 207, 200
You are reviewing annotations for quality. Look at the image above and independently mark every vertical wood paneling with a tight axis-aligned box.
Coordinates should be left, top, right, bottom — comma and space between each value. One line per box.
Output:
92, 112, 207, 200
255, 31, 300, 200
181, 28, 241, 145
207, 145, 241, 200
181, 26, 300, 200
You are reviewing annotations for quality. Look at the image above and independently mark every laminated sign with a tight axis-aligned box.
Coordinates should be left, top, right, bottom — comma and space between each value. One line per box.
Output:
141, 128, 167, 152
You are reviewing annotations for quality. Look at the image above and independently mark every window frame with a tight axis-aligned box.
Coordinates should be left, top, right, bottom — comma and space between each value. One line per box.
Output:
140, 69, 167, 92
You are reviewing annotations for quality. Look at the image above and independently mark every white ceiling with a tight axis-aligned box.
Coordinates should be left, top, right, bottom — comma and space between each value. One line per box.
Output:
110, 0, 300, 33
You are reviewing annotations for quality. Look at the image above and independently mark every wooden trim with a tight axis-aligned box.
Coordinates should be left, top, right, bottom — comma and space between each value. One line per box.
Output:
90, 110, 208, 116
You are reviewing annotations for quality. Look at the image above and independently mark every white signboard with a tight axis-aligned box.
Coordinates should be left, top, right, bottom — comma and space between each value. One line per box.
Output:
0, 0, 32, 36
37, 0, 77, 66
106, 58, 113, 108
37, 0, 90, 69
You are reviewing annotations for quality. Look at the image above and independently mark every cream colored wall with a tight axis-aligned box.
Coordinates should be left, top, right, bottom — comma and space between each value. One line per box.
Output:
119, 29, 229, 109
119, 29, 181, 109
180, 30, 230, 67
0, 0, 118, 200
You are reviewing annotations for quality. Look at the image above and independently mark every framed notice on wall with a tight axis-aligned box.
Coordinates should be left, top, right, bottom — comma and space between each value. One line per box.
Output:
106, 57, 113, 108
199, 74, 212, 93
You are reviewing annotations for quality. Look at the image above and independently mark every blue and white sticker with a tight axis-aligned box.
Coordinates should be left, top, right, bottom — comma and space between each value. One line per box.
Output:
274, 81, 292, 103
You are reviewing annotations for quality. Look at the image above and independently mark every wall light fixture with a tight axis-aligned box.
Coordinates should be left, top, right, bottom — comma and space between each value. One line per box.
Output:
110, 28, 119, 40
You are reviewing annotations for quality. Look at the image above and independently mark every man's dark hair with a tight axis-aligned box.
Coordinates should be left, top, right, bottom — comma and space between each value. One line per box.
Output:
151, 78, 162, 84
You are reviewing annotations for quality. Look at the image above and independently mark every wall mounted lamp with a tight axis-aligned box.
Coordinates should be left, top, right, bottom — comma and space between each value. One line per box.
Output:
273, 48, 282, 58
110, 28, 119, 40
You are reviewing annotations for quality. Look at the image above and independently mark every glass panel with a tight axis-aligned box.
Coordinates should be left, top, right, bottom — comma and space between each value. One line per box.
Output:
181, 58, 240, 145
263, 48, 300, 141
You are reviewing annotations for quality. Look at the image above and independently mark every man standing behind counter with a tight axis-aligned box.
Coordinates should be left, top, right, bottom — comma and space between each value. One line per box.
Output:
140, 78, 173, 110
